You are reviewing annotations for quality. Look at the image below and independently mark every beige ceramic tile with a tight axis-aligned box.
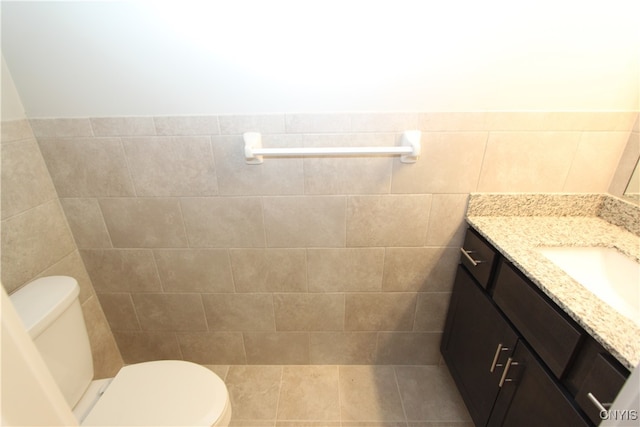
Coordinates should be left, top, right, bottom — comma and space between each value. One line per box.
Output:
202, 294, 275, 331
263, 196, 346, 247
37, 137, 135, 197
345, 293, 417, 331
277, 366, 340, 421
376, 333, 441, 365
350, 112, 418, 132
212, 134, 304, 196
225, 365, 283, 420
181, 197, 266, 248
81, 296, 124, 378
1, 119, 34, 142
564, 131, 629, 192
303, 133, 393, 194
231, 421, 276, 427
37, 250, 95, 304
112, 331, 182, 364
60, 198, 112, 248
203, 365, 230, 381
391, 132, 487, 194
1, 200, 76, 292
477, 131, 581, 192
80, 249, 162, 293
90, 117, 156, 136
307, 248, 384, 292
99, 198, 188, 248
154, 115, 220, 135
122, 136, 218, 196
309, 332, 377, 364
285, 113, 350, 133
346, 195, 431, 247
243, 332, 310, 364
339, 365, 405, 422
218, 114, 285, 135
30, 118, 93, 137
96, 292, 141, 331
425, 194, 469, 247
153, 249, 234, 293
418, 112, 490, 131
132, 293, 208, 331
395, 366, 471, 422
413, 293, 452, 332
177, 332, 247, 364
382, 247, 459, 292
343, 422, 407, 427
609, 131, 639, 195
229, 249, 307, 293
273, 293, 344, 331
276, 422, 339, 427
1, 138, 58, 219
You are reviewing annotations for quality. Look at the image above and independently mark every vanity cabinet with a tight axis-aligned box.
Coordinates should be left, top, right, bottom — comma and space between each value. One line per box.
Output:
442, 227, 630, 427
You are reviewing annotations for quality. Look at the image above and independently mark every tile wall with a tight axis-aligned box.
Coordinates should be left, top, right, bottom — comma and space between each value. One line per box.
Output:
0, 119, 123, 378
21, 111, 637, 365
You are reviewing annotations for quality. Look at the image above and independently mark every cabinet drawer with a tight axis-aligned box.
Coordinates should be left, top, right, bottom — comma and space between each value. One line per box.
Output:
575, 353, 627, 425
493, 260, 583, 378
460, 228, 496, 289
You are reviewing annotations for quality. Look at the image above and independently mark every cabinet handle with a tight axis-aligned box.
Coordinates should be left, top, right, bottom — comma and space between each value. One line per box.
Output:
460, 247, 484, 266
498, 357, 519, 387
587, 393, 611, 413
489, 343, 510, 373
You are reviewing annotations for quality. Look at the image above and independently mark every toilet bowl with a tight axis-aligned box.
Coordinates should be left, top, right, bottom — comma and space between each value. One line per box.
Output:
10, 276, 232, 426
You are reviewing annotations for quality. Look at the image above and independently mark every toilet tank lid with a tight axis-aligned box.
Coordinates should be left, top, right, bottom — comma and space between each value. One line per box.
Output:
9, 276, 80, 338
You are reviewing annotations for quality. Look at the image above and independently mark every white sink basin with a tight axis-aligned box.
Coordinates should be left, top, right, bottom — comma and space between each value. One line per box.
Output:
536, 246, 640, 327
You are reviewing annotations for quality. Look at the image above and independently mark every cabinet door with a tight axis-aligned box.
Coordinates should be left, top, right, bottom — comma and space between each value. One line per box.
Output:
441, 266, 519, 427
488, 341, 589, 427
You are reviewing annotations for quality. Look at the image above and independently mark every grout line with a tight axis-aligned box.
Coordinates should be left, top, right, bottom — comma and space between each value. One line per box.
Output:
273, 365, 285, 422
336, 364, 343, 424
392, 365, 410, 424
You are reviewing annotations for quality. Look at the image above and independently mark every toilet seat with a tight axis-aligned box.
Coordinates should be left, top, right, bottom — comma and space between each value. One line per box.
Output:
81, 360, 229, 426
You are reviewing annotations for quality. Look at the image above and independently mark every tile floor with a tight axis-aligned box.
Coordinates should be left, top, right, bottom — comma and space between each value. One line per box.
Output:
205, 364, 473, 427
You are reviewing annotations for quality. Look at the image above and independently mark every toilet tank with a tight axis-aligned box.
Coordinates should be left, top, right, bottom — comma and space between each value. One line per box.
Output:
10, 276, 94, 408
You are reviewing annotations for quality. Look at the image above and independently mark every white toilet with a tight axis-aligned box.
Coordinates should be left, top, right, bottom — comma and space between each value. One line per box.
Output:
9, 276, 232, 426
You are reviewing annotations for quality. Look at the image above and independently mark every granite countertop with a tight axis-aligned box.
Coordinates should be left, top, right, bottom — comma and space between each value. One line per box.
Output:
466, 194, 640, 371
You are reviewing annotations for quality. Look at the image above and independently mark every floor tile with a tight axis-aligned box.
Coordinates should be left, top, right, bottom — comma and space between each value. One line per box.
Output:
339, 366, 406, 422
204, 364, 230, 380
277, 366, 341, 421
226, 365, 283, 420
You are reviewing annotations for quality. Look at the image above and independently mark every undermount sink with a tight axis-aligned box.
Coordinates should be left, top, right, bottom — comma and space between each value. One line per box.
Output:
536, 246, 640, 327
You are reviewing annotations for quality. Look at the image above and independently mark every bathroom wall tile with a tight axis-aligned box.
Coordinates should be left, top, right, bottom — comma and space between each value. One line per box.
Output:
564, 131, 629, 192
38, 137, 135, 197
382, 247, 459, 292
177, 332, 247, 364
112, 331, 182, 364
345, 293, 417, 331
350, 112, 418, 132
153, 249, 234, 293
418, 112, 490, 131
132, 293, 208, 332
243, 332, 310, 364
309, 332, 377, 364
96, 292, 141, 331
376, 332, 441, 365
1, 119, 34, 142
229, 249, 307, 293
346, 195, 431, 247
212, 134, 304, 196
204, 365, 230, 381
413, 293, 451, 332
273, 293, 344, 331
341, 422, 406, 427
477, 132, 581, 192
609, 130, 639, 195
391, 132, 487, 194
30, 118, 94, 137
285, 113, 350, 133
202, 294, 275, 331
234, 421, 276, 427
307, 248, 384, 292
99, 198, 188, 248
60, 198, 112, 248
276, 365, 340, 421
1, 138, 58, 219
303, 133, 393, 194
1, 200, 75, 292
425, 194, 468, 247
218, 114, 286, 134
339, 365, 405, 422
38, 250, 95, 304
154, 115, 220, 135
90, 116, 156, 136
80, 249, 162, 293
81, 296, 124, 378
122, 136, 218, 196
263, 196, 346, 247
181, 197, 266, 247
225, 365, 283, 420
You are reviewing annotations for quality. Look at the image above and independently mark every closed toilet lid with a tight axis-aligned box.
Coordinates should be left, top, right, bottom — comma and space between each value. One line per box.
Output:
82, 360, 228, 426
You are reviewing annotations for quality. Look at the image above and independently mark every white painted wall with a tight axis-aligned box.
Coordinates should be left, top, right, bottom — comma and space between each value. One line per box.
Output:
1, 56, 26, 120
1, 0, 639, 117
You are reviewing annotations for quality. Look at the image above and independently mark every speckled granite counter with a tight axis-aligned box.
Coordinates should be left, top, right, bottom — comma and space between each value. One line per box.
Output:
466, 193, 640, 371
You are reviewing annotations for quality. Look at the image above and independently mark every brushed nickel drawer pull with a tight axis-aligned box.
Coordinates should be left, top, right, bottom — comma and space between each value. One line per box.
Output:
498, 357, 519, 387
460, 247, 484, 266
587, 392, 611, 413
490, 343, 510, 373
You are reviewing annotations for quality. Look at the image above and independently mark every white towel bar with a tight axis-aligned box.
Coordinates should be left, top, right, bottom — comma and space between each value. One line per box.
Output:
243, 131, 421, 164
